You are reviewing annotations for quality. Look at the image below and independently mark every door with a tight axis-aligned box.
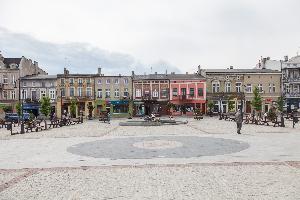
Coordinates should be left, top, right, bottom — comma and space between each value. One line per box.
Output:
181, 88, 186, 100
246, 101, 251, 113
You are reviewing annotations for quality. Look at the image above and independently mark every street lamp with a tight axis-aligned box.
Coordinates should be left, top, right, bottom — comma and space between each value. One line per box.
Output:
14, 79, 25, 134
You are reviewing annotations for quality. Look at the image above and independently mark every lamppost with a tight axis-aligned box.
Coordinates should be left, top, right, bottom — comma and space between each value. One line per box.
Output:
14, 78, 25, 134
219, 92, 224, 120
60, 88, 63, 120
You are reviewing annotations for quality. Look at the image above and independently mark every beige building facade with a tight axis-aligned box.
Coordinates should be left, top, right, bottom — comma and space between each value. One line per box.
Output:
204, 68, 281, 114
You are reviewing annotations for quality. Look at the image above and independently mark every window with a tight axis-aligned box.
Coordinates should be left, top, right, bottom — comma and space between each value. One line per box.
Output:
49, 89, 55, 99
3, 91, 7, 99
245, 84, 252, 93
22, 90, 27, 99
86, 78, 91, 84
40, 90, 46, 98
237, 75, 240, 80
124, 88, 129, 97
212, 81, 220, 93
70, 87, 75, 97
11, 91, 16, 99
225, 82, 231, 92
97, 89, 102, 98
86, 87, 92, 97
69, 78, 74, 85
23, 82, 27, 87
153, 89, 159, 97
31, 91, 37, 100
161, 89, 168, 97
50, 82, 54, 87
113, 104, 129, 113
105, 89, 111, 98
78, 87, 82, 97
114, 89, 120, 97
258, 84, 263, 93
269, 83, 275, 93
3, 75, 8, 84
60, 88, 65, 97
236, 83, 241, 92
114, 79, 119, 84
198, 88, 203, 97
12, 75, 15, 84
189, 88, 195, 97
135, 89, 141, 97
172, 88, 178, 96
78, 78, 83, 84
61, 78, 65, 85
285, 84, 290, 93
124, 79, 129, 84
97, 79, 102, 84
106, 79, 110, 84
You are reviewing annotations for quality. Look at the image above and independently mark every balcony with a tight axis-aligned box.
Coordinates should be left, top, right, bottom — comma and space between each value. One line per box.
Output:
283, 77, 300, 83
284, 92, 300, 98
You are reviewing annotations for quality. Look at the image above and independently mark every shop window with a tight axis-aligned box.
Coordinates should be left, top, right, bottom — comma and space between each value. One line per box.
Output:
113, 104, 129, 113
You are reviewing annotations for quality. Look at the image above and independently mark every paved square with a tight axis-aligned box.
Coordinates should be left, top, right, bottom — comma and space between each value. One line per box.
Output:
0, 117, 300, 199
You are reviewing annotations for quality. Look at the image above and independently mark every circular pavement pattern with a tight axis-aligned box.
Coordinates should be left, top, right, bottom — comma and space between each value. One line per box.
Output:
67, 136, 249, 159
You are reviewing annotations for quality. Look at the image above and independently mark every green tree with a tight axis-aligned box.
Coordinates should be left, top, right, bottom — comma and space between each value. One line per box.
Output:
3, 105, 13, 113
228, 96, 235, 112
70, 98, 77, 118
277, 96, 284, 112
40, 96, 51, 117
16, 102, 22, 116
251, 86, 262, 112
207, 101, 214, 112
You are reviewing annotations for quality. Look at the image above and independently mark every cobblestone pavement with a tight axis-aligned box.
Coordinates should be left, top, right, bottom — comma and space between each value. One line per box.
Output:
0, 117, 299, 199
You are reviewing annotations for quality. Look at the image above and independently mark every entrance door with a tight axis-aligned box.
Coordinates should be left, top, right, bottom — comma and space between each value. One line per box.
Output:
264, 104, 269, 113
246, 101, 251, 113
181, 88, 186, 100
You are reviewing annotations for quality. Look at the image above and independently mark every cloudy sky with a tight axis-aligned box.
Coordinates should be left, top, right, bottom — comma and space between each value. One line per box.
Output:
1, 0, 300, 75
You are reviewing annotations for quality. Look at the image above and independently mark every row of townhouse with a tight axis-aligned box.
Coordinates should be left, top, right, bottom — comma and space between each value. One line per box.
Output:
3, 51, 300, 117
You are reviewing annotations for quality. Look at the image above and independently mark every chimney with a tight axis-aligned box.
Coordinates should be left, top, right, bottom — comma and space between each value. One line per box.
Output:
119, 74, 121, 77
165, 70, 167, 75
98, 67, 101, 75
186, 72, 188, 74
34, 61, 38, 67
230, 66, 233, 69
198, 65, 201, 73
155, 72, 157, 75
171, 72, 175, 75
132, 71, 135, 76
284, 55, 288, 62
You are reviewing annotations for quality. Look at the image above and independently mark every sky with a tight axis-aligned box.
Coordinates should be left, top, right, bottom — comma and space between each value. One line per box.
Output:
0, 0, 300, 75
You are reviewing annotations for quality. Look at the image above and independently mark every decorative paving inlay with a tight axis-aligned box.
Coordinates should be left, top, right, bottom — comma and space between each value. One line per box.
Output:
67, 136, 249, 159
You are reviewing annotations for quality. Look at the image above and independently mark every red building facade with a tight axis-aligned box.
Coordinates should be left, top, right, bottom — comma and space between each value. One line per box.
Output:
169, 74, 206, 116
132, 73, 169, 116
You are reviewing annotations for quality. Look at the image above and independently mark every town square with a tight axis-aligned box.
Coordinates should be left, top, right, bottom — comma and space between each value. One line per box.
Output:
1, 0, 300, 199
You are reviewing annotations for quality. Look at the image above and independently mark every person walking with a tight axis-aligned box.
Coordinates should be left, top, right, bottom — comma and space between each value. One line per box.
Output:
235, 109, 243, 134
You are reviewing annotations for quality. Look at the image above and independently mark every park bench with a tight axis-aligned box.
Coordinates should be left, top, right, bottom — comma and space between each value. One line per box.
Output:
49, 119, 60, 128
25, 120, 43, 132
99, 112, 110, 123
194, 112, 203, 120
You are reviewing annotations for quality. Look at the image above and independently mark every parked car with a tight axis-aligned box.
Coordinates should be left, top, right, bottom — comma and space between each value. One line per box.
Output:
5, 113, 30, 123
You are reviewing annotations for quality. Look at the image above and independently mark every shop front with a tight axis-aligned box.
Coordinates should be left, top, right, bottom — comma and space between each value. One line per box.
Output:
110, 100, 131, 118
23, 103, 40, 116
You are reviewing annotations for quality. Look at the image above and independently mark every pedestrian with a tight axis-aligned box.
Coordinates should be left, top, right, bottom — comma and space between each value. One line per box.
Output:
235, 109, 243, 134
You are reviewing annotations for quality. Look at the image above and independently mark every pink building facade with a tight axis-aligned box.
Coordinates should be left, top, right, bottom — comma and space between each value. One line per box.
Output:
169, 74, 206, 116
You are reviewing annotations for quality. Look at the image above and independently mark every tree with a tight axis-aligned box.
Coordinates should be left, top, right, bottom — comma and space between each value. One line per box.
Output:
70, 98, 77, 118
16, 102, 22, 116
277, 96, 284, 112
40, 96, 51, 117
207, 101, 214, 113
3, 105, 13, 113
251, 86, 262, 112
228, 96, 235, 112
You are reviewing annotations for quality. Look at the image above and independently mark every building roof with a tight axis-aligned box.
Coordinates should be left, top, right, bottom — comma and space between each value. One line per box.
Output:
204, 68, 281, 74
133, 74, 168, 80
167, 73, 205, 80
3, 58, 21, 66
21, 75, 57, 80
57, 74, 94, 77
